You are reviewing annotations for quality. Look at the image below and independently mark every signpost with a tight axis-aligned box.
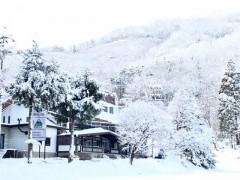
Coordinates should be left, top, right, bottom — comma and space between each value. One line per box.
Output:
32, 110, 47, 141
32, 110, 47, 159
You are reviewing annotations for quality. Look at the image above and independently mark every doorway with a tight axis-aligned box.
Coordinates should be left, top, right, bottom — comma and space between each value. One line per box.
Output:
0, 134, 4, 149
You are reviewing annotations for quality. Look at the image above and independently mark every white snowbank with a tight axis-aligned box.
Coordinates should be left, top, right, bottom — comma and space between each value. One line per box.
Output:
25, 139, 41, 146
0, 148, 239, 180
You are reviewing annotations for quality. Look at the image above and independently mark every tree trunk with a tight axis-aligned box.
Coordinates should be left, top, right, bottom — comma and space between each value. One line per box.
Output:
1, 57, 3, 71
27, 100, 33, 164
236, 134, 240, 145
130, 146, 136, 165
68, 117, 75, 163
230, 134, 236, 149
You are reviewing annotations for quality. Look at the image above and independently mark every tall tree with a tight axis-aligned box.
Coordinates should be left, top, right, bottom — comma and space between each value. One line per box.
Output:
219, 60, 240, 147
0, 27, 14, 149
53, 69, 102, 163
117, 100, 170, 165
168, 88, 216, 169
8, 41, 61, 163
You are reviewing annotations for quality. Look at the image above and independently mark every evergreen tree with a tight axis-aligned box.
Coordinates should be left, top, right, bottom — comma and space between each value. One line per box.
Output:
168, 88, 216, 169
0, 28, 14, 147
219, 60, 240, 146
8, 41, 62, 163
53, 69, 102, 163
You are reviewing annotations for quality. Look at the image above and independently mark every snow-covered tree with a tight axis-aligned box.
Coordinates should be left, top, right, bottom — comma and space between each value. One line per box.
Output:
8, 41, 62, 163
111, 67, 141, 100
117, 100, 170, 165
123, 75, 154, 104
122, 73, 173, 107
53, 69, 102, 163
168, 88, 216, 169
219, 60, 240, 146
0, 27, 14, 70
0, 28, 14, 146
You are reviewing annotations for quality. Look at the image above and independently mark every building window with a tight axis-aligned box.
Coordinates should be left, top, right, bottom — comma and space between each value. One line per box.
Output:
26, 117, 30, 122
8, 116, 10, 124
57, 136, 71, 145
2, 116, 5, 123
45, 138, 51, 146
111, 142, 117, 149
103, 106, 108, 112
110, 107, 114, 114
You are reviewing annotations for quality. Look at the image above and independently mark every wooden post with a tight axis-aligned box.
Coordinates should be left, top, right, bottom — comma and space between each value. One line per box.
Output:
56, 136, 59, 157
109, 136, 111, 154
81, 136, 83, 152
92, 136, 94, 152
117, 142, 120, 154
100, 135, 103, 153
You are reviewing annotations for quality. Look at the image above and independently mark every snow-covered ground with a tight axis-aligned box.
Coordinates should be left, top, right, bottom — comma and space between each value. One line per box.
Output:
0, 148, 239, 180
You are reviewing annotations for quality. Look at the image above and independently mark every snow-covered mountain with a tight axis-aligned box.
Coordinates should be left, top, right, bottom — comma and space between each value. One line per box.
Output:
4, 14, 240, 122
5, 14, 240, 84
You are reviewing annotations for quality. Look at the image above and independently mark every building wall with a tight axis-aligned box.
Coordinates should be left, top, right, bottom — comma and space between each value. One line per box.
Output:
32, 127, 57, 153
8, 127, 28, 151
2, 104, 59, 155
2, 104, 29, 125
1, 126, 9, 149
4, 126, 57, 153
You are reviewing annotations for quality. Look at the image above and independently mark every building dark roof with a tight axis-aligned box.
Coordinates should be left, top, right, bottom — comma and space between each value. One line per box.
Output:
2, 99, 13, 111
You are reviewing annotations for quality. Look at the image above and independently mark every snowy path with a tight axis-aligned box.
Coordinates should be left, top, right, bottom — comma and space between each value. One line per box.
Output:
0, 148, 239, 180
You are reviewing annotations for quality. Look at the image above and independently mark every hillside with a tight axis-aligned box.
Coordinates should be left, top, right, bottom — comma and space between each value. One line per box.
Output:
5, 14, 240, 83
4, 14, 240, 132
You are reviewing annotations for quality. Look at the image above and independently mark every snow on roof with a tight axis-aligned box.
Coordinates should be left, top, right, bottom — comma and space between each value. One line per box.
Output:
100, 100, 114, 107
59, 127, 119, 137
96, 100, 119, 124
25, 139, 41, 146
95, 111, 118, 124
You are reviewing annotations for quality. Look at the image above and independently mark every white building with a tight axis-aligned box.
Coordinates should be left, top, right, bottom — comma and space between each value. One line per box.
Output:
0, 99, 63, 158
0, 92, 119, 158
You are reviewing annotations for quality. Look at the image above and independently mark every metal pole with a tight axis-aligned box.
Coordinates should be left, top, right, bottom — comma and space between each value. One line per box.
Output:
44, 141, 46, 160
39, 145, 40, 158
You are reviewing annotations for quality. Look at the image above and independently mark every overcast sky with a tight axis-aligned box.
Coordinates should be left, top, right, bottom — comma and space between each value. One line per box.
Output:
1, 0, 240, 49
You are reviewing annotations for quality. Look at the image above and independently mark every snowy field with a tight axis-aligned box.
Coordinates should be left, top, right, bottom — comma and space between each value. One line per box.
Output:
0, 148, 239, 180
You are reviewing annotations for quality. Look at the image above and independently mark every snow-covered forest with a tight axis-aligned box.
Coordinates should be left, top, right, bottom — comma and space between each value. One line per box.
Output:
4, 14, 240, 132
